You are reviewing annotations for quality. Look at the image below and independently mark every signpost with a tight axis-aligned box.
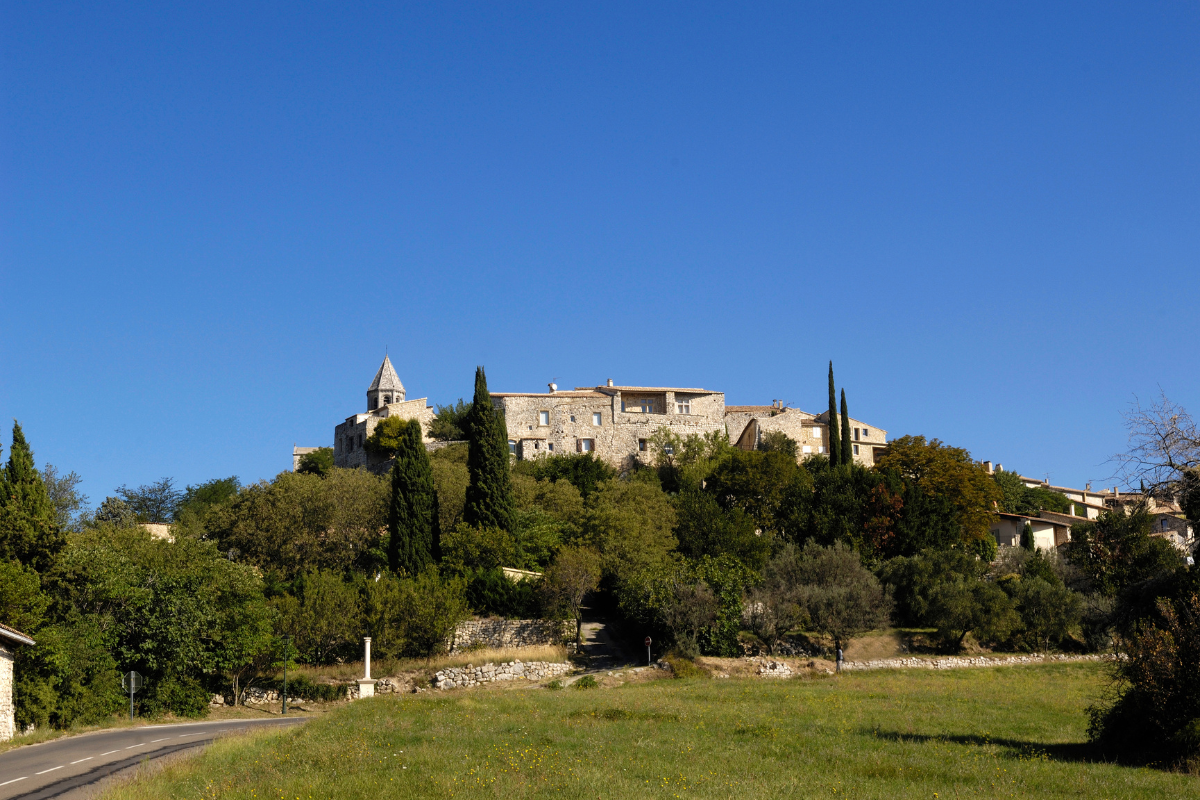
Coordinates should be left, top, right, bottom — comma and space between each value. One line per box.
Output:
644, 636, 652, 665
281, 635, 293, 716
122, 671, 142, 721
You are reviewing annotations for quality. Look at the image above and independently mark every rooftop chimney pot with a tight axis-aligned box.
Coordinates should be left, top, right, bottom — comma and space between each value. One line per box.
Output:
607, 378, 613, 387
548, 383, 557, 393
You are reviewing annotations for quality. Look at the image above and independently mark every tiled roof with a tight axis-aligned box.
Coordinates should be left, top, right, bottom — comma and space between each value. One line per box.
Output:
0, 621, 35, 646
725, 406, 778, 413
1038, 511, 1090, 525
491, 391, 607, 398
577, 386, 719, 394
368, 356, 405, 393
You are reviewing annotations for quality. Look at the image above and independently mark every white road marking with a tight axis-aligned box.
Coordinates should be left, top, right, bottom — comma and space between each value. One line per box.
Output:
0, 777, 27, 787
71, 757, 94, 764
125, 743, 144, 749
101, 750, 119, 755
151, 738, 169, 742
35, 766, 64, 775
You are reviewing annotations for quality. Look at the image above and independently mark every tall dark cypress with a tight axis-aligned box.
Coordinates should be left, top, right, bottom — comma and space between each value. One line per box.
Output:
840, 388, 853, 465
827, 362, 841, 467
0, 421, 64, 573
463, 367, 515, 532
387, 419, 440, 576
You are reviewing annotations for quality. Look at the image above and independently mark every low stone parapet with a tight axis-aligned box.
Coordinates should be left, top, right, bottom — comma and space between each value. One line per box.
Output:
433, 660, 571, 690
752, 658, 793, 678
840, 653, 1114, 672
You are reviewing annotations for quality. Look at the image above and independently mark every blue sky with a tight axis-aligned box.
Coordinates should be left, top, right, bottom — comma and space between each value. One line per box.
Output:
2, 3, 1197, 506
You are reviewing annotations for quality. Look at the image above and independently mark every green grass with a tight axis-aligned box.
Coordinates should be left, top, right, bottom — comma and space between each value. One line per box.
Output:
99, 663, 1200, 799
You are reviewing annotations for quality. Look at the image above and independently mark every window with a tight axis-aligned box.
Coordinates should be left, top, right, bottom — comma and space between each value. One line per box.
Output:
854, 428, 860, 441
676, 400, 690, 414
620, 401, 626, 412
578, 439, 594, 453
818, 446, 826, 454
570, 415, 576, 422
862, 428, 870, 438
812, 427, 821, 439
853, 444, 860, 456
638, 439, 647, 451
508, 440, 516, 455
358, 434, 363, 449
802, 445, 812, 454
534, 441, 540, 450
538, 410, 549, 426
548, 443, 554, 452
640, 399, 654, 413
593, 412, 602, 426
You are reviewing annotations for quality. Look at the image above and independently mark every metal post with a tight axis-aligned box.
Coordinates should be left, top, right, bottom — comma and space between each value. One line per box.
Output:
130, 682, 134, 721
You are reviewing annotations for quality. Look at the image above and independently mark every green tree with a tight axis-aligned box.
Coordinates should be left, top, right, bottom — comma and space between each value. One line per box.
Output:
544, 546, 602, 646
364, 416, 409, 456
115, 477, 182, 523
388, 419, 441, 575
0, 421, 64, 574
516, 453, 616, 499
756, 430, 798, 458
429, 399, 472, 441
705, 449, 802, 539
1062, 505, 1183, 596
275, 569, 363, 664
827, 362, 841, 467
788, 541, 891, 652
296, 448, 334, 477
840, 388, 853, 465
1011, 577, 1081, 652
874, 436, 1002, 548
396, 569, 469, 658
41, 464, 89, 532
178, 476, 241, 517
674, 490, 770, 570
925, 579, 1019, 651
463, 367, 515, 532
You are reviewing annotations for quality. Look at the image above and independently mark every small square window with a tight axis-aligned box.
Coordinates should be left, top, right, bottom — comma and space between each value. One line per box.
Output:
593, 412, 602, 426
812, 428, 821, 439
538, 410, 549, 426
548, 443, 554, 452
818, 446, 826, 454
508, 440, 516, 454
853, 444, 860, 456
676, 401, 690, 414
862, 428, 870, 438
570, 415, 576, 422
638, 439, 647, 452
639, 399, 654, 413
578, 438, 594, 453
803, 445, 812, 454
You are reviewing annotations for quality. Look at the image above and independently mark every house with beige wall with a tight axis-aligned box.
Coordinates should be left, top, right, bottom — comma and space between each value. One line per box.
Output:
1, 622, 35, 741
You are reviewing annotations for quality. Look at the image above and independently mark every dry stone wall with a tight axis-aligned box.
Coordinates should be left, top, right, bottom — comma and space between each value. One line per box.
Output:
840, 653, 1112, 672
450, 619, 571, 652
433, 660, 571, 690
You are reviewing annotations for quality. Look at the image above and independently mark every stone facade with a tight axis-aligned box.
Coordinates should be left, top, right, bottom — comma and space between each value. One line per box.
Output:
433, 660, 571, 690
492, 383, 728, 471
0, 623, 35, 742
450, 619, 572, 652
316, 362, 888, 474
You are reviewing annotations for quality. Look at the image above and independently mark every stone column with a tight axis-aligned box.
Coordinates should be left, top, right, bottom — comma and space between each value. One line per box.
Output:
357, 637, 377, 699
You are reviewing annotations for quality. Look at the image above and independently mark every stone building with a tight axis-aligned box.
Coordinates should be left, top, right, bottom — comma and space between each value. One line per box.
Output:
315, 359, 888, 473
333, 356, 436, 471
1, 622, 35, 741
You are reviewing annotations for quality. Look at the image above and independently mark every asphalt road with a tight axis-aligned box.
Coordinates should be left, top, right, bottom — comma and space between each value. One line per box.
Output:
0, 717, 306, 800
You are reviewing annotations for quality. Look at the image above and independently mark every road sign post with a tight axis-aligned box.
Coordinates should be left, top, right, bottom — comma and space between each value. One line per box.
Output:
281, 635, 293, 716
644, 636, 652, 665
122, 671, 142, 721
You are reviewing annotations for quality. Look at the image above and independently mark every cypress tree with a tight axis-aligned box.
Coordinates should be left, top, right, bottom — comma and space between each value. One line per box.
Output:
827, 362, 841, 467
0, 421, 64, 573
463, 367, 515, 532
387, 419, 440, 576
840, 388, 853, 465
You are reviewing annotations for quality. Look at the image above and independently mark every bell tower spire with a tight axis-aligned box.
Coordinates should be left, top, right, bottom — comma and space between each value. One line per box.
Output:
367, 355, 405, 410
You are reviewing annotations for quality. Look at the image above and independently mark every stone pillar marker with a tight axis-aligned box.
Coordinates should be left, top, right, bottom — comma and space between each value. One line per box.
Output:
357, 637, 377, 699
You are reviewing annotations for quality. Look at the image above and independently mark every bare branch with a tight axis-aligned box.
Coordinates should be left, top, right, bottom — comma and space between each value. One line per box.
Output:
1112, 391, 1200, 496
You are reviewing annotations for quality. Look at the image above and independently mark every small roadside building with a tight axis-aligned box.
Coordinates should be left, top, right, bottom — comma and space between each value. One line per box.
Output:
1, 622, 35, 742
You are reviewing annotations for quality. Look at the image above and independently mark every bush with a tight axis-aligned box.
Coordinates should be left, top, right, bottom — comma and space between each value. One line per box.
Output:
143, 674, 210, 718
466, 568, 542, 618
573, 675, 598, 690
663, 653, 707, 679
516, 453, 616, 499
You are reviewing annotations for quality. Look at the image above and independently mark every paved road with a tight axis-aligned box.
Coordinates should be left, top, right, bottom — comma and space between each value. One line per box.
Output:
0, 717, 306, 800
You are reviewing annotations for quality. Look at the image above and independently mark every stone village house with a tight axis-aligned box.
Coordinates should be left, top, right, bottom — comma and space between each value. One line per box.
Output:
313, 357, 889, 473
0, 622, 35, 742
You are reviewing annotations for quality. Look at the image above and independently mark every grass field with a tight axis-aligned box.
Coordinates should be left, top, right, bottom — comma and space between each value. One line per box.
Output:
99, 662, 1199, 799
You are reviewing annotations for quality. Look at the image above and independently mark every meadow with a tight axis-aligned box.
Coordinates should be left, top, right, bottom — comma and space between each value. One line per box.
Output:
100, 662, 1199, 799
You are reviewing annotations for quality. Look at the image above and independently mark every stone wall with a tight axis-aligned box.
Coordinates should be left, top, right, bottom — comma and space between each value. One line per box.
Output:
840, 653, 1113, 672
0, 641, 13, 742
334, 398, 436, 471
450, 619, 572, 652
433, 660, 571, 690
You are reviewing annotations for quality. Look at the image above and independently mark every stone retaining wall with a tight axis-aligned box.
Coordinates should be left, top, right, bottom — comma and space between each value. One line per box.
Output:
840, 653, 1113, 672
433, 660, 571, 690
450, 619, 572, 653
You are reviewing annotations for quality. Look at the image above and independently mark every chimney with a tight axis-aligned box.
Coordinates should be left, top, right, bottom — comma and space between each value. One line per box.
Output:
996, 464, 1003, 473
607, 378, 613, 387
983, 461, 993, 474
1086, 482, 1092, 491
548, 383, 557, 393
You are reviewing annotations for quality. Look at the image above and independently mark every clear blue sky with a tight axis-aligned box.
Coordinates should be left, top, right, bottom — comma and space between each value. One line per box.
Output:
2, 3, 1197, 507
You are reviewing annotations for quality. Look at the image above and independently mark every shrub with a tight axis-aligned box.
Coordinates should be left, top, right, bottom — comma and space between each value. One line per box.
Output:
663, 653, 707, 680
573, 675, 598, 690
466, 568, 542, 618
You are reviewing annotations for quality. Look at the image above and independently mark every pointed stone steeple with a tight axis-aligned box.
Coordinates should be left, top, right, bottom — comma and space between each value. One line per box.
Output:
367, 355, 406, 410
